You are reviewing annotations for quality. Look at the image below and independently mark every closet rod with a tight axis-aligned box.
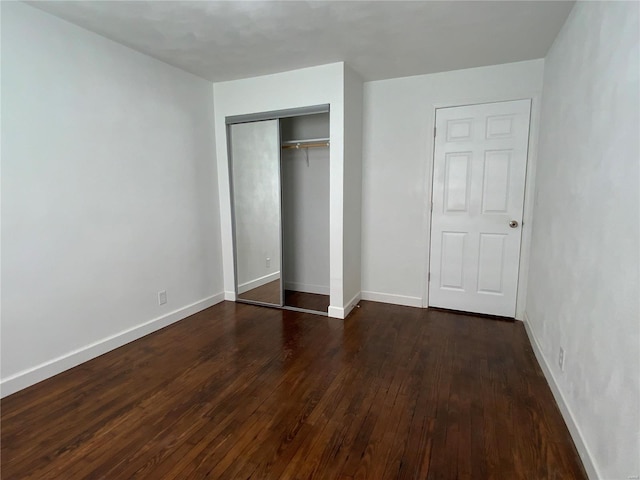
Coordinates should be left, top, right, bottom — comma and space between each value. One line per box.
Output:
281, 141, 330, 150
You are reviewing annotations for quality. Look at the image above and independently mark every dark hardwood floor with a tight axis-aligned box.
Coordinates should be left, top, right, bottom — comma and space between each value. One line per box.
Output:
237, 279, 330, 313
1, 301, 587, 479
284, 290, 330, 313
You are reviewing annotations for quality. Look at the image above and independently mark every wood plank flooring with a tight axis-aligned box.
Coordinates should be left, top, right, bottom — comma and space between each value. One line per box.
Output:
237, 279, 330, 313
1, 301, 587, 479
284, 290, 330, 312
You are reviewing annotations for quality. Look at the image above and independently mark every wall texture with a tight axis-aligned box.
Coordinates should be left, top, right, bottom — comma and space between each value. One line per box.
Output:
1, 3, 223, 395
525, 2, 639, 479
361, 60, 544, 314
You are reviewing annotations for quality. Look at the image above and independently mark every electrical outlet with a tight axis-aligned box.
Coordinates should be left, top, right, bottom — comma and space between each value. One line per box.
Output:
266, 257, 271, 268
558, 347, 565, 372
158, 290, 167, 305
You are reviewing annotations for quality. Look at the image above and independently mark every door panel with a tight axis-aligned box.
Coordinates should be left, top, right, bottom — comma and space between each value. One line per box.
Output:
229, 120, 283, 306
477, 233, 506, 294
429, 99, 531, 317
441, 232, 466, 290
481, 150, 511, 213
444, 152, 471, 212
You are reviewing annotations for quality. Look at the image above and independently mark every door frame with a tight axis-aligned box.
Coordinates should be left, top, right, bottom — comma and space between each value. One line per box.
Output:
422, 95, 542, 320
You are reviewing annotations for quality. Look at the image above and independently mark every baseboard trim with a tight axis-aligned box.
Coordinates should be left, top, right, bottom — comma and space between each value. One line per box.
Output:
224, 291, 236, 301
361, 290, 422, 308
237, 272, 280, 294
328, 291, 361, 319
523, 312, 600, 480
284, 282, 330, 295
0, 293, 225, 398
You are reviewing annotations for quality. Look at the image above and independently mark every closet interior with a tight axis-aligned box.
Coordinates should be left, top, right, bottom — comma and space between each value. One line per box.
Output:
228, 106, 330, 315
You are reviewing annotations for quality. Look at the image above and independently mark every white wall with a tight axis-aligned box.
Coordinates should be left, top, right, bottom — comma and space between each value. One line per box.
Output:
361, 59, 544, 314
343, 65, 364, 312
525, 3, 639, 479
281, 115, 330, 295
282, 148, 330, 295
1, 3, 223, 396
213, 63, 349, 315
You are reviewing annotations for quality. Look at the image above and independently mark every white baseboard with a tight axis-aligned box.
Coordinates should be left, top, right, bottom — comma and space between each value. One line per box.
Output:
523, 313, 600, 480
328, 291, 361, 319
361, 290, 422, 308
237, 272, 280, 294
0, 293, 225, 398
284, 282, 330, 295
224, 291, 236, 301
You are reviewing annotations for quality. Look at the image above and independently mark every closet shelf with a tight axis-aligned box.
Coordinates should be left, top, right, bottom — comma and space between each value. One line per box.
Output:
281, 137, 330, 149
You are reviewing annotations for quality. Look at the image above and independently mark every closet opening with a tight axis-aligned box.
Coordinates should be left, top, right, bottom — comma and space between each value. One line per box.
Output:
226, 105, 330, 316
281, 113, 330, 313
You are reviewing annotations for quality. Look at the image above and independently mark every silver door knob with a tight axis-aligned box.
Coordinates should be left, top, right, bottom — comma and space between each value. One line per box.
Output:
509, 220, 519, 228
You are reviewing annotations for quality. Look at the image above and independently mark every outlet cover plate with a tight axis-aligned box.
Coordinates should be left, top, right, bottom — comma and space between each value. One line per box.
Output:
158, 290, 167, 305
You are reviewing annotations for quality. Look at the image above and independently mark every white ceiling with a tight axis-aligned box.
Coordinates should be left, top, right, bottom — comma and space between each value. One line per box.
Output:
27, 1, 574, 83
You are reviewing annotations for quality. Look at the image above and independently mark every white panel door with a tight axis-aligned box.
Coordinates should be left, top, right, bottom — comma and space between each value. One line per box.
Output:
429, 99, 531, 317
